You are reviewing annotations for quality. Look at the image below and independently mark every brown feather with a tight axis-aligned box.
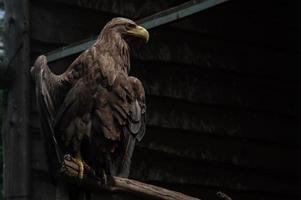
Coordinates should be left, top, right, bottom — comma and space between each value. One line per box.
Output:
31, 17, 146, 178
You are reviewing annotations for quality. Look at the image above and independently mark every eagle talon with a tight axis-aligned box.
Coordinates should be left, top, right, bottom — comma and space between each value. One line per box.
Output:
74, 158, 84, 179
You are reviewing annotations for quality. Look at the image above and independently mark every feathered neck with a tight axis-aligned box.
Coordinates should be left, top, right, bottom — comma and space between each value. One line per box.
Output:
96, 30, 130, 74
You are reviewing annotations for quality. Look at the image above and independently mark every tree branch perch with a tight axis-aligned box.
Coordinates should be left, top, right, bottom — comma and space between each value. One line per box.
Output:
59, 155, 201, 200
110, 177, 200, 200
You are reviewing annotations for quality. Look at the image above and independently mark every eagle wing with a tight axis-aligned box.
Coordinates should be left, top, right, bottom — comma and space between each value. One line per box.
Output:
94, 73, 146, 177
31, 55, 70, 177
49, 52, 146, 178
86, 55, 146, 177
31, 54, 89, 178
121, 76, 146, 177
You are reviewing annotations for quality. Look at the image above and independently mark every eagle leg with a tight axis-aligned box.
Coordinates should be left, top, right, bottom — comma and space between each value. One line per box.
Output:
71, 136, 92, 179
73, 152, 93, 179
102, 169, 107, 186
74, 152, 85, 179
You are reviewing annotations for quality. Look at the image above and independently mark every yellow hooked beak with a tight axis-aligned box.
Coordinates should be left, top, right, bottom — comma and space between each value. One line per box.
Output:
126, 25, 149, 43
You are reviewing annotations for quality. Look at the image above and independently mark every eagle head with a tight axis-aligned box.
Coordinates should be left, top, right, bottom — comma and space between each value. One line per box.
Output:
99, 17, 149, 43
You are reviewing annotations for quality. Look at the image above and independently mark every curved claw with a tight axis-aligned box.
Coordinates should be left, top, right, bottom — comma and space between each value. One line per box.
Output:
74, 159, 84, 179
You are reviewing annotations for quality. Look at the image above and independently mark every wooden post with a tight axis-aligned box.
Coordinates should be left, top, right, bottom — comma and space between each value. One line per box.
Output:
2, 0, 31, 199
0, 61, 9, 89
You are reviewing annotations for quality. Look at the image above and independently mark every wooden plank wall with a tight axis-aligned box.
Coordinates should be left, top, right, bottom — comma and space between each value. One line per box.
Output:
28, 0, 301, 199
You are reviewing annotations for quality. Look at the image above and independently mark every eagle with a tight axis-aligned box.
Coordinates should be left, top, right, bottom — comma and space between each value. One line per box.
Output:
31, 18, 149, 180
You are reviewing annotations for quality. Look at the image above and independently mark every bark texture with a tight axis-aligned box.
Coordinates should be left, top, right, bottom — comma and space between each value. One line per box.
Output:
2, 0, 31, 199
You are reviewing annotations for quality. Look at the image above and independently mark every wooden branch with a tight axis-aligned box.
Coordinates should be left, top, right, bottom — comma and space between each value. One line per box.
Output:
216, 191, 232, 200
110, 176, 200, 200
59, 155, 201, 200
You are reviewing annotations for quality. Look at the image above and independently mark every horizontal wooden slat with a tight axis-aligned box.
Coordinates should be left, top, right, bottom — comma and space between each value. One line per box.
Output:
30, 49, 299, 117
137, 182, 298, 200
33, 0, 301, 53
31, 109, 301, 197
146, 96, 300, 146
31, 135, 301, 198
29, 93, 300, 148
34, 0, 300, 29
31, 123, 301, 176
131, 60, 299, 116
30, 81, 300, 149
139, 126, 301, 176
29, 2, 300, 83
34, 0, 189, 19
30, 2, 113, 45
130, 147, 301, 196
166, 1, 301, 52
31, 138, 301, 198
131, 28, 300, 82
31, 40, 300, 118
31, 28, 300, 84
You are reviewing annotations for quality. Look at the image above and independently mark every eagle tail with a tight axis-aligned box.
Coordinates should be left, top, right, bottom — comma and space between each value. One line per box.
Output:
117, 128, 137, 178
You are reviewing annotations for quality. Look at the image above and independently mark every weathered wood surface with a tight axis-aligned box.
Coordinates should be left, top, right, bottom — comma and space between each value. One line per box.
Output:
29, 4, 300, 80
30, 1, 112, 45
146, 96, 299, 144
111, 177, 200, 200
28, 2, 300, 116
131, 147, 301, 193
35, 0, 188, 19
30, 47, 300, 118
29, 73, 299, 143
26, 0, 301, 200
29, 0, 300, 89
30, 0, 301, 58
30, 131, 301, 197
0, 61, 9, 88
3, 0, 31, 199
30, 124, 301, 181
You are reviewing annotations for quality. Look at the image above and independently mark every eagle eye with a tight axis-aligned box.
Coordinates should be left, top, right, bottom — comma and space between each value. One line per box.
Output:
125, 23, 136, 30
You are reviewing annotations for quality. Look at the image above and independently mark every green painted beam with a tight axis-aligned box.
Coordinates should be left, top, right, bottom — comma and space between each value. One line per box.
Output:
46, 0, 229, 62
137, 0, 228, 29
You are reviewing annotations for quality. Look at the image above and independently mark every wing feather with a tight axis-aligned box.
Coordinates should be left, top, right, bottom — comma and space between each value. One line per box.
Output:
31, 55, 67, 179
96, 73, 145, 177
32, 49, 146, 179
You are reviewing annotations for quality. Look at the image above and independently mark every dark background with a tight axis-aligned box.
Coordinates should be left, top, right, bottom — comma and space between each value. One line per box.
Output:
1, 0, 301, 199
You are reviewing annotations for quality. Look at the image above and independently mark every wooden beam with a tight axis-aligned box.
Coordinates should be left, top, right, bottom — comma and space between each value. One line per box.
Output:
137, 0, 228, 29
2, 0, 31, 199
45, 0, 229, 62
